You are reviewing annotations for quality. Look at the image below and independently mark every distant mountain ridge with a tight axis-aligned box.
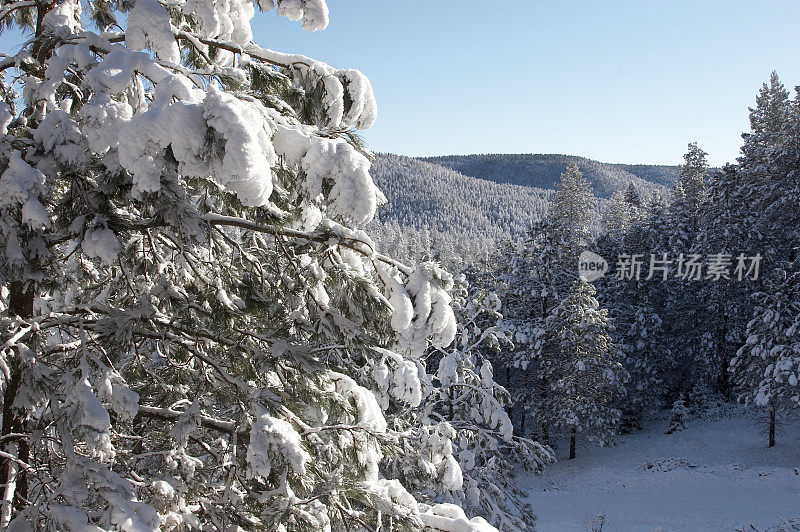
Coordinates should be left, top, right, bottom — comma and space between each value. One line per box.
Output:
420, 153, 678, 198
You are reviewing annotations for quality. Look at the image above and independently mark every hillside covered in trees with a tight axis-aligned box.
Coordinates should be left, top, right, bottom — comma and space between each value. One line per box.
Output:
422, 153, 677, 197
368, 153, 673, 268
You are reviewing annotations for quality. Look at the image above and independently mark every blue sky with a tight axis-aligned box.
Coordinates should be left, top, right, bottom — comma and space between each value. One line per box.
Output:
254, 1, 800, 166
1, 1, 798, 166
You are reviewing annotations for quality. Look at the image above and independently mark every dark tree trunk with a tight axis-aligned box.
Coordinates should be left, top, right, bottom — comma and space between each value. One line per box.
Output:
569, 427, 577, 459
718, 311, 730, 397
1, 282, 34, 509
505, 366, 514, 431
8, 282, 34, 317
768, 403, 776, 448
448, 388, 454, 421
539, 378, 549, 445
0, 371, 21, 489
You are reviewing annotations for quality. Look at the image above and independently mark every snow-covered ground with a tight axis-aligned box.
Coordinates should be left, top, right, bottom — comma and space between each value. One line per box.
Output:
520, 409, 800, 531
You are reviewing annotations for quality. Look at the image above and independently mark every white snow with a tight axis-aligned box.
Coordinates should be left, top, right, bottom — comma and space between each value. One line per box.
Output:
42, 0, 82, 34
329, 371, 387, 432
181, 0, 255, 64
520, 408, 800, 531
419, 503, 496, 532
0, 152, 51, 230
397, 262, 457, 356
247, 404, 310, 480
372, 347, 423, 408
81, 226, 122, 265
270, 0, 328, 31
0, 102, 12, 134
126, 0, 180, 63
301, 136, 382, 225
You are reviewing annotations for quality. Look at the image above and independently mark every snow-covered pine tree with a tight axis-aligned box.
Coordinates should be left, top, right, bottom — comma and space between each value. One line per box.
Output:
694, 74, 800, 402
696, 164, 755, 397
730, 265, 800, 447
623, 182, 642, 209
548, 162, 595, 255
618, 306, 664, 431
601, 183, 643, 242
400, 276, 553, 531
506, 163, 598, 441
540, 280, 627, 459
472, 238, 547, 438
674, 142, 709, 223
739, 72, 800, 266
660, 142, 717, 395
595, 189, 678, 425
740, 71, 791, 177
665, 396, 688, 434
600, 190, 633, 241
0, 1, 499, 529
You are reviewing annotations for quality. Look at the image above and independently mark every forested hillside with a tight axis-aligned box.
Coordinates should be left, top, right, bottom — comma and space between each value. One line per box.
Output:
368, 154, 552, 267
368, 153, 671, 267
422, 153, 676, 198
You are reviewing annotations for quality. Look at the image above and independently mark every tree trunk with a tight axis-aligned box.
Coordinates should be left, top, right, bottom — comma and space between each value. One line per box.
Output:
569, 427, 577, 459
1, 282, 34, 516
8, 281, 34, 317
718, 310, 730, 397
505, 366, 514, 432
768, 403, 776, 448
448, 388, 454, 421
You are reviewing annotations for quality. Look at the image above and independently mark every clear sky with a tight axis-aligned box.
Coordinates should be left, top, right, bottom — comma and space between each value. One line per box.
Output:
252, 1, 800, 166
1, 1, 798, 166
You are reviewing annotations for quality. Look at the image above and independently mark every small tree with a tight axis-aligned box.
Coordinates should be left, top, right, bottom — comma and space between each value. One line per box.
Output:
665, 396, 689, 434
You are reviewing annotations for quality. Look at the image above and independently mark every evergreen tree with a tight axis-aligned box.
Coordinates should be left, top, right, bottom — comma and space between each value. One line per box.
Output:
661, 142, 715, 396
489, 163, 598, 440
665, 396, 689, 434
601, 190, 634, 241
675, 142, 709, 219
410, 277, 554, 531
730, 265, 800, 447
540, 280, 627, 459
623, 182, 642, 208
619, 307, 665, 431
549, 162, 595, 251
0, 1, 497, 529
741, 71, 791, 173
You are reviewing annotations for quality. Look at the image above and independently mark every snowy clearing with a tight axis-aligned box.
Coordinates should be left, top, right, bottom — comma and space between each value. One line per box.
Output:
520, 409, 800, 531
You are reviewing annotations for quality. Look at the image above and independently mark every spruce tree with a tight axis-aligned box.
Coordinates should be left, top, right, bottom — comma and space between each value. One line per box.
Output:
540, 280, 627, 459
618, 306, 665, 431
491, 163, 598, 441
